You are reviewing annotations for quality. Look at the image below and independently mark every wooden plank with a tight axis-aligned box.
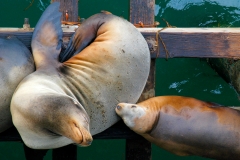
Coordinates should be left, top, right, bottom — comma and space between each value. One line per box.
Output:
24, 144, 48, 160
0, 121, 140, 141
208, 58, 240, 95
52, 0, 78, 22
0, 103, 240, 142
1, 28, 240, 58
140, 28, 240, 58
137, 60, 155, 102
130, 0, 155, 25
128, 0, 154, 159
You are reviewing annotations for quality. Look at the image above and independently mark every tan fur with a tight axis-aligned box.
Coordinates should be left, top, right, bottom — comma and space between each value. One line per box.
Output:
116, 96, 240, 160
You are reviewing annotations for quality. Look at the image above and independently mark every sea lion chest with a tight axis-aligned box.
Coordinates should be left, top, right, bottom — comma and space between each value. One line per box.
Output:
60, 19, 150, 135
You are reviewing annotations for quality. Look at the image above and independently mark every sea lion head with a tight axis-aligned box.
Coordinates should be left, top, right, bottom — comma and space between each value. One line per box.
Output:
116, 103, 156, 134
11, 92, 92, 149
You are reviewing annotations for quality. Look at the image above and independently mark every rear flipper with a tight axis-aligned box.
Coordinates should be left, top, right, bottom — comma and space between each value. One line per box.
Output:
59, 13, 113, 62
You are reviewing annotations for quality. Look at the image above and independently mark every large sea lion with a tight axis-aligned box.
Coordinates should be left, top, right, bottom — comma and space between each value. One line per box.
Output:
116, 96, 240, 160
11, 2, 150, 149
0, 37, 34, 133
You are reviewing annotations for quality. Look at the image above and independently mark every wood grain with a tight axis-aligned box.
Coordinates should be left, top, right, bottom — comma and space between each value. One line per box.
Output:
52, 0, 78, 22
1, 28, 240, 58
130, 0, 155, 25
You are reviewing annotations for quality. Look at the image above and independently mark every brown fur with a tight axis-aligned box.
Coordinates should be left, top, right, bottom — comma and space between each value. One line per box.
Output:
117, 96, 240, 160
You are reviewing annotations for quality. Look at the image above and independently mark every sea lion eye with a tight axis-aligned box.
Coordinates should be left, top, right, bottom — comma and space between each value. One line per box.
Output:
44, 128, 61, 137
131, 105, 137, 108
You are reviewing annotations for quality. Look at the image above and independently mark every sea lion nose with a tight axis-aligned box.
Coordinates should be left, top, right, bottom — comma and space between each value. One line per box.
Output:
116, 105, 122, 110
87, 139, 92, 145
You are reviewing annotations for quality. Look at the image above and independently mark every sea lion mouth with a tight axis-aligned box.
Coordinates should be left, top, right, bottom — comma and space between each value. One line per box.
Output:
72, 122, 93, 147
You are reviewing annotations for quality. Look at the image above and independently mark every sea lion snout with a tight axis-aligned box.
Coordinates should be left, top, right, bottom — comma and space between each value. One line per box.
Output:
116, 104, 122, 111
75, 126, 93, 147
116, 103, 147, 129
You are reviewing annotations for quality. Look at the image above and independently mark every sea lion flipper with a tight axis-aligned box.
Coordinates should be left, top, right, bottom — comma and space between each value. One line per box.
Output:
31, 2, 62, 67
59, 13, 107, 62
59, 36, 76, 62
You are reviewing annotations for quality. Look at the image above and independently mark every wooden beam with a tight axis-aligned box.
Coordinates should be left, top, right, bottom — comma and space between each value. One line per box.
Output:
130, 0, 155, 25
23, 144, 48, 160
208, 58, 240, 95
1, 27, 240, 58
52, 0, 78, 22
128, 0, 154, 159
140, 28, 240, 59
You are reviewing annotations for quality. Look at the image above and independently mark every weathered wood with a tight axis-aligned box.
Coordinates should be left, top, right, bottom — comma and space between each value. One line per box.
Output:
52, 0, 78, 22
208, 58, 240, 96
128, 1, 154, 159
24, 144, 48, 160
140, 28, 240, 58
130, 0, 155, 25
1, 28, 240, 58
137, 60, 155, 102
0, 121, 141, 141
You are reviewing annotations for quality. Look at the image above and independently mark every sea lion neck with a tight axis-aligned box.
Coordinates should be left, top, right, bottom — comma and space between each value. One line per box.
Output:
138, 97, 162, 113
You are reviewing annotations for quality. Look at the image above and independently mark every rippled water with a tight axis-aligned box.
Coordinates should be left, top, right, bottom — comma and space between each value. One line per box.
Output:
155, 0, 240, 27
0, 0, 240, 160
154, 1, 240, 159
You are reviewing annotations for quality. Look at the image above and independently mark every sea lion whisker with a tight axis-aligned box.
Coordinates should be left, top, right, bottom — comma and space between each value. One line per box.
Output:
72, 122, 84, 145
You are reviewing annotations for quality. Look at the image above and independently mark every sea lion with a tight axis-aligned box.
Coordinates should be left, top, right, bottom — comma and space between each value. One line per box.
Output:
116, 96, 240, 160
11, 2, 150, 149
0, 36, 34, 133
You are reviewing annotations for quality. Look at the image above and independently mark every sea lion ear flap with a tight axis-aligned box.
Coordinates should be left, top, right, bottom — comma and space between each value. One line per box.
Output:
31, 2, 62, 56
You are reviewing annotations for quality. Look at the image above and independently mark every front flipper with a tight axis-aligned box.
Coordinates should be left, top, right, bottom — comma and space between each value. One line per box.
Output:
31, 2, 62, 68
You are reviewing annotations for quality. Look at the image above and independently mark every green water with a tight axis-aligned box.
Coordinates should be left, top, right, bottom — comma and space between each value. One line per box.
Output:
0, 0, 240, 159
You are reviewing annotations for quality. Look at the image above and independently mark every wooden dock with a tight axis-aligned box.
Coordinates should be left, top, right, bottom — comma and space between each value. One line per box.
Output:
0, 0, 239, 159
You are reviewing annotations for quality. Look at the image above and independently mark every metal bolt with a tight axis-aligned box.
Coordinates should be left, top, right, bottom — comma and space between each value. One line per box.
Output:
23, 18, 30, 30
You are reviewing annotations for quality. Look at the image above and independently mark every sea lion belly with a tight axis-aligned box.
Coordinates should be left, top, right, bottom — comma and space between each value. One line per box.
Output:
62, 14, 150, 135
0, 37, 34, 132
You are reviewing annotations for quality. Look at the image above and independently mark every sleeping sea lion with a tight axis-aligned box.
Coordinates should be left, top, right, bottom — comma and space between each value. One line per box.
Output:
11, 2, 150, 149
0, 36, 34, 133
116, 96, 240, 160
